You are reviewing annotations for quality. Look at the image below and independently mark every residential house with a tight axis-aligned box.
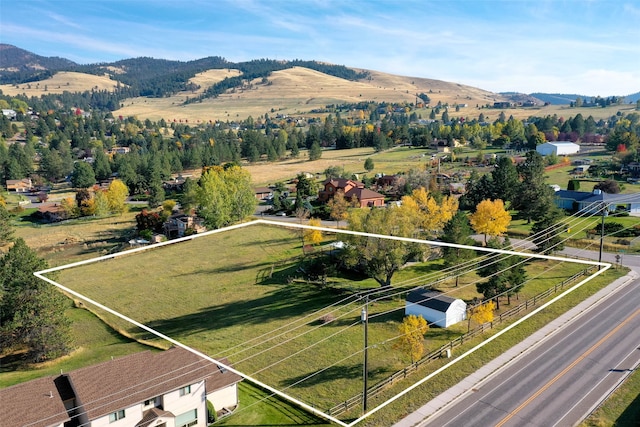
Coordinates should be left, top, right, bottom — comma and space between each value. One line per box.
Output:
555, 189, 640, 214
107, 147, 131, 156
2, 108, 17, 120
254, 187, 273, 200
0, 347, 243, 427
6, 178, 33, 193
405, 289, 467, 328
164, 214, 206, 238
627, 162, 640, 178
318, 178, 385, 208
36, 204, 66, 222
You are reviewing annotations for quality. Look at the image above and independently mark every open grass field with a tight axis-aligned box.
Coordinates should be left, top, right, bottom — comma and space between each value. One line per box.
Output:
12, 210, 140, 266
245, 145, 437, 186
50, 221, 604, 419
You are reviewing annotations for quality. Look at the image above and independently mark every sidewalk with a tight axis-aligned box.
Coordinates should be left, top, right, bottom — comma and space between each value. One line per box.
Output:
393, 269, 639, 427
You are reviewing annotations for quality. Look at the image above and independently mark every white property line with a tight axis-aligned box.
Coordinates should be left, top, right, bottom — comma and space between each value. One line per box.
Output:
34, 219, 611, 426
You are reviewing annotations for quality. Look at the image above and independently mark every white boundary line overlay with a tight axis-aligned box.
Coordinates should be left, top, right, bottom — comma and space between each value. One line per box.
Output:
33, 219, 611, 426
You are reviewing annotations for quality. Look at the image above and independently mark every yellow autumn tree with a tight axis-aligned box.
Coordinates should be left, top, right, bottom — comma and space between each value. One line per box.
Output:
400, 187, 458, 235
468, 300, 495, 332
60, 196, 78, 219
394, 315, 429, 363
106, 179, 129, 215
469, 199, 511, 244
327, 190, 349, 228
303, 217, 324, 248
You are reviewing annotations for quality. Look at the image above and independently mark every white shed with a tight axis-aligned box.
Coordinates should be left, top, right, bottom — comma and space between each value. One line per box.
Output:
405, 289, 467, 328
536, 142, 580, 156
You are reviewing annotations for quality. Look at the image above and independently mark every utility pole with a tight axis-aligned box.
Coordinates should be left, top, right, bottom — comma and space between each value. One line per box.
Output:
599, 201, 606, 267
362, 294, 369, 414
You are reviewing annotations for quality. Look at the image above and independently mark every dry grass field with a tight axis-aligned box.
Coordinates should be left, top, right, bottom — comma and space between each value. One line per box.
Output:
0, 71, 122, 96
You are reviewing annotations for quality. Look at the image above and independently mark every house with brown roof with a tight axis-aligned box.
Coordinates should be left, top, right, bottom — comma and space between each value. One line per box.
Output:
0, 347, 242, 427
163, 214, 206, 238
318, 178, 385, 208
36, 203, 66, 223
254, 186, 273, 200
6, 178, 33, 193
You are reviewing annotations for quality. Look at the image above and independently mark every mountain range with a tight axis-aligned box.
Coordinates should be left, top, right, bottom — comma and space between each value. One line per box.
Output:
1, 44, 637, 114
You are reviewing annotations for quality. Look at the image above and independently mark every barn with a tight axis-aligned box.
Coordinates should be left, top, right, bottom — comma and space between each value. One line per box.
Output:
536, 141, 580, 156
405, 289, 467, 328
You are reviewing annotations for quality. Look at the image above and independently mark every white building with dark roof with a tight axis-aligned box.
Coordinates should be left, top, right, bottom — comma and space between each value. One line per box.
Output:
405, 289, 467, 328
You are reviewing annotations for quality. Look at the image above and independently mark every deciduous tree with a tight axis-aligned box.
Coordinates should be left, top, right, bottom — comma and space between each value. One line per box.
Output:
344, 207, 423, 287
303, 217, 324, 252
71, 161, 96, 189
593, 179, 620, 194
197, 165, 256, 229
470, 199, 511, 244
394, 315, 428, 363
106, 179, 129, 214
468, 301, 495, 332
327, 189, 349, 228
401, 187, 458, 235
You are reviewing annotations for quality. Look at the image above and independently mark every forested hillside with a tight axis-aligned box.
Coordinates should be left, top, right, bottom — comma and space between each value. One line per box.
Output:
0, 44, 370, 108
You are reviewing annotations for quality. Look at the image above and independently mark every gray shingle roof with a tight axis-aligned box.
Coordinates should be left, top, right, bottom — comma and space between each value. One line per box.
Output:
0, 347, 242, 427
0, 376, 71, 427
66, 347, 241, 421
407, 289, 457, 312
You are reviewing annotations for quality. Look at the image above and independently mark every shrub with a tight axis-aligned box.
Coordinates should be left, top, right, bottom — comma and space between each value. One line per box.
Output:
319, 313, 336, 324
206, 400, 217, 423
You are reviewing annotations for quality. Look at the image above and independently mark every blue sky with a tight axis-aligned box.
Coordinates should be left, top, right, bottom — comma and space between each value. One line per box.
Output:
1, 0, 639, 96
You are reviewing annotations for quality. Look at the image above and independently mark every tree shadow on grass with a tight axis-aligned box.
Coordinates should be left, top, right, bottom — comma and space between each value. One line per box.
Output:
142, 283, 348, 340
283, 363, 393, 388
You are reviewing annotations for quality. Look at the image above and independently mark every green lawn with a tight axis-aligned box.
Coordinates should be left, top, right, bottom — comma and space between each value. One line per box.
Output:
49, 221, 607, 419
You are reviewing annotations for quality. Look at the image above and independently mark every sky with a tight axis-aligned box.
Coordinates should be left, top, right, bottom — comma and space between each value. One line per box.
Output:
1, 0, 639, 97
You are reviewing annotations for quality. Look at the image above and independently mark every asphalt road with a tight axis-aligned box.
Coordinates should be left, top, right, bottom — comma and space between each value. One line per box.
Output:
420, 274, 640, 427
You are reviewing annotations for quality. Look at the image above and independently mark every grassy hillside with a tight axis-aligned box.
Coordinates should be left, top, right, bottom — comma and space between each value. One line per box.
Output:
0, 71, 122, 96
2, 66, 635, 124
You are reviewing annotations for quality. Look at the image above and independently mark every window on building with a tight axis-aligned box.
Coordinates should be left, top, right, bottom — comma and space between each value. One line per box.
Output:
109, 409, 125, 423
179, 385, 191, 396
175, 409, 197, 427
